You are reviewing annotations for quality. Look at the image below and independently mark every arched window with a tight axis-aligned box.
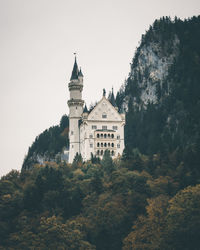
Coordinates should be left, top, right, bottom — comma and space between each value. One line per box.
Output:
101, 133, 103, 138
111, 143, 114, 147
97, 150, 100, 155
108, 134, 110, 138
111, 150, 114, 156
104, 143, 107, 147
111, 134, 114, 138
97, 143, 100, 147
101, 150, 103, 155
101, 143, 103, 147
104, 134, 107, 138
97, 134, 100, 138
108, 143, 110, 147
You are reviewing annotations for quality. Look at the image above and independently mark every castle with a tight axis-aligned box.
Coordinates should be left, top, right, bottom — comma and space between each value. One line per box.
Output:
67, 57, 125, 163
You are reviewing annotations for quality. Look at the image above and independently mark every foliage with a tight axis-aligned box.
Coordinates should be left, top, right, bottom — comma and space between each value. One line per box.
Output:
22, 115, 69, 170
1, 16, 200, 250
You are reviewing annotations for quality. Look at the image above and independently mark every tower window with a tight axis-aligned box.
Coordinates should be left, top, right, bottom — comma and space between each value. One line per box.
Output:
102, 113, 107, 118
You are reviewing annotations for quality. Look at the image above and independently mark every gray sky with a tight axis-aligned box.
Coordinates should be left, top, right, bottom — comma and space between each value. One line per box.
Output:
0, 0, 200, 177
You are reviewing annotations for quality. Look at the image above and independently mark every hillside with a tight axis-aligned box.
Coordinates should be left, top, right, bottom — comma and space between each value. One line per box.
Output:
117, 16, 200, 163
22, 115, 69, 170
1, 16, 200, 250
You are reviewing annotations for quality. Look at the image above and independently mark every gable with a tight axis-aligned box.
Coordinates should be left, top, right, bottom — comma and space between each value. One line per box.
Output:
87, 97, 122, 121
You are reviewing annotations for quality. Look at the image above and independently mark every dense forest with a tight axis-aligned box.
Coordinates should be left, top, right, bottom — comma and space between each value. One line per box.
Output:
22, 115, 69, 170
1, 16, 200, 249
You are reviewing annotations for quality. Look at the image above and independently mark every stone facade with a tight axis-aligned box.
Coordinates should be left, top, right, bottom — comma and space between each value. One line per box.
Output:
68, 57, 125, 163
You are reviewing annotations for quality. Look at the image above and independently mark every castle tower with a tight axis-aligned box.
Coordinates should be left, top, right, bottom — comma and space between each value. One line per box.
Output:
68, 56, 84, 163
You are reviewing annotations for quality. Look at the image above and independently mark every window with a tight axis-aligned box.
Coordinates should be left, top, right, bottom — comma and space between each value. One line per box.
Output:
111, 134, 114, 138
117, 135, 120, 139
117, 144, 120, 148
97, 134, 100, 138
101, 150, 103, 155
104, 134, 107, 138
113, 126, 118, 130
92, 125, 97, 129
101, 133, 103, 138
102, 126, 107, 130
90, 144, 93, 148
108, 143, 110, 147
101, 143, 103, 147
97, 142, 100, 147
71, 131, 73, 135
111, 143, 114, 147
97, 150, 100, 155
108, 134, 111, 138
89, 134, 93, 138
111, 150, 114, 156
104, 143, 107, 147
102, 113, 107, 118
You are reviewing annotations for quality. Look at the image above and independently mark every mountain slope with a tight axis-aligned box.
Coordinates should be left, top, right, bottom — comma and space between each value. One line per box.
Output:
22, 115, 69, 170
119, 16, 200, 160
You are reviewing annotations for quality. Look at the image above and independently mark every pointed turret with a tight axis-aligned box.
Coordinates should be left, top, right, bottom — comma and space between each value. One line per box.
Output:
78, 67, 83, 77
78, 67, 83, 83
83, 104, 88, 113
70, 56, 79, 81
109, 87, 117, 107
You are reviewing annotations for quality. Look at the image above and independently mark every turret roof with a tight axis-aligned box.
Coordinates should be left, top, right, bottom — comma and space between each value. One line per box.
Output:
78, 67, 84, 77
83, 104, 88, 113
109, 88, 117, 107
70, 57, 79, 80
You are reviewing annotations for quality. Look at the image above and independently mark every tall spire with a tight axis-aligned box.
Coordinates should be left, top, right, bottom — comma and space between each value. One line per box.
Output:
70, 54, 79, 81
110, 87, 117, 107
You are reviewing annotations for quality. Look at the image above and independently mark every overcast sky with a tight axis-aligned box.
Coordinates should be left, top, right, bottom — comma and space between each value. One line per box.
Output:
0, 0, 200, 177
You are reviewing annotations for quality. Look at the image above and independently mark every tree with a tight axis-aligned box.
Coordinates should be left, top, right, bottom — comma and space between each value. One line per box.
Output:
101, 150, 114, 175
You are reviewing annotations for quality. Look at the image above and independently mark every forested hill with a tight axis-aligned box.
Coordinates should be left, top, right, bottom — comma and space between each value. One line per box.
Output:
117, 16, 200, 160
22, 115, 69, 170
1, 16, 200, 250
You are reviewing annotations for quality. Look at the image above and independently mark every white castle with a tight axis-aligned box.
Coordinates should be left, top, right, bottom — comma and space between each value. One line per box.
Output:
67, 57, 125, 163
